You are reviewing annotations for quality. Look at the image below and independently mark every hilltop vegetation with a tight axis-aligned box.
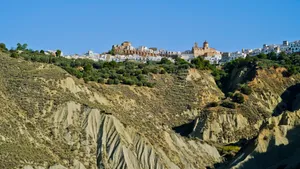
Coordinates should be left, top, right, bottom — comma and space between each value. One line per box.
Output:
1, 43, 221, 87
2, 42, 300, 91
216, 52, 300, 93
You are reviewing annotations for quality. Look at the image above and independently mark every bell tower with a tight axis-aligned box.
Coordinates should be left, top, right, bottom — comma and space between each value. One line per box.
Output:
203, 40, 209, 50
194, 42, 198, 48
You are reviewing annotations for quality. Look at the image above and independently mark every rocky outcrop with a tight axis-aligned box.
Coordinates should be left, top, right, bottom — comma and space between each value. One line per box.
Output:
185, 67, 300, 144
52, 102, 221, 169
225, 110, 300, 169
190, 109, 262, 144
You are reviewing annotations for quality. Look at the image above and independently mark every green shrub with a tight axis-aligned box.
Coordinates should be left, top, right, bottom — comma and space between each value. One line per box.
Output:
144, 82, 155, 88
257, 53, 267, 59
137, 74, 145, 80
83, 77, 90, 83
98, 78, 105, 84
178, 64, 190, 69
142, 68, 150, 74
123, 79, 135, 85
0, 43, 8, 51
138, 64, 145, 69
208, 102, 218, 107
117, 69, 125, 74
160, 69, 166, 74
159, 58, 172, 64
101, 73, 110, 78
221, 101, 236, 109
136, 81, 143, 86
241, 85, 252, 95
107, 79, 114, 84
232, 93, 245, 104
134, 70, 142, 75
109, 73, 118, 79
150, 68, 159, 74
113, 79, 120, 84
10, 52, 19, 58
89, 76, 98, 82
227, 92, 234, 98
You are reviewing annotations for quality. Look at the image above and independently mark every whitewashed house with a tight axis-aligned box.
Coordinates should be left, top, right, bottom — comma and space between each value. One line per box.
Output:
204, 54, 222, 64
289, 40, 300, 53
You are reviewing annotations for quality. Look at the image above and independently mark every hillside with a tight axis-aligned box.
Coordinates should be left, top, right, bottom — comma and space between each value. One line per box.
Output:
1, 51, 300, 169
0, 52, 222, 169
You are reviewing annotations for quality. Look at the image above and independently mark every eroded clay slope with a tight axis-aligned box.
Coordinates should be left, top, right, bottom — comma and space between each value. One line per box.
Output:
226, 110, 300, 169
0, 53, 222, 168
189, 67, 300, 144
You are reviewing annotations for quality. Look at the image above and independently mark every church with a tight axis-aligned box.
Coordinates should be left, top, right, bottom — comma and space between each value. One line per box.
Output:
192, 41, 220, 57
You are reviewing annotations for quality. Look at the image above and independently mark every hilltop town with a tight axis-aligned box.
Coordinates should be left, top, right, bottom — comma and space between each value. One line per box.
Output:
62, 39, 300, 64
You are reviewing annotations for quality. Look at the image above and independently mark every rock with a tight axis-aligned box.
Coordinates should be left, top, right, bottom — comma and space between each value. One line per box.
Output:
49, 165, 67, 169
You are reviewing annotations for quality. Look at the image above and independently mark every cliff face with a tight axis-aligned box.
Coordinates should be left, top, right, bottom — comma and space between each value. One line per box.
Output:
0, 53, 222, 169
226, 110, 300, 169
189, 66, 300, 144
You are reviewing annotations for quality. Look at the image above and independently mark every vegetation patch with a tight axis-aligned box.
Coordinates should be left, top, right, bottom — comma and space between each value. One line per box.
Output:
232, 93, 245, 104
3, 43, 222, 88
240, 84, 252, 95
221, 101, 236, 109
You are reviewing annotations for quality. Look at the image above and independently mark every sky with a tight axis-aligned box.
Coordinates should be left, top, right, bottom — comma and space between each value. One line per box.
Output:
0, 0, 299, 55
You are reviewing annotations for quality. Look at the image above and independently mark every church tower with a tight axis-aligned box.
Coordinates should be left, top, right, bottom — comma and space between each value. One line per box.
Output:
203, 41, 209, 50
194, 42, 198, 48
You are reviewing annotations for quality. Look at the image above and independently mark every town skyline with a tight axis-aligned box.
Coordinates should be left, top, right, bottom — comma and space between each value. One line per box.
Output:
4, 38, 300, 56
56, 38, 300, 56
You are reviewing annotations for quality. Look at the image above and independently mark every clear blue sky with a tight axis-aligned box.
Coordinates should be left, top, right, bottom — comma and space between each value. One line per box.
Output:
0, 0, 299, 54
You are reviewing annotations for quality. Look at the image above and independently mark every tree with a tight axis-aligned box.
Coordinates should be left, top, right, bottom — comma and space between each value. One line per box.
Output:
267, 51, 277, 60
159, 58, 172, 64
109, 60, 117, 68
16, 43, 28, 51
40, 50, 45, 54
108, 48, 116, 55
257, 53, 267, 59
191, 57, 211, 70
287, 66, 297, 76
241, 85, 252, 95
278, 52, 287, 60
175, 57, 189, 65
84, 63, 92, 72
0, 43, 7, 51
232, 93, 245, 103
56, 50, 62, 57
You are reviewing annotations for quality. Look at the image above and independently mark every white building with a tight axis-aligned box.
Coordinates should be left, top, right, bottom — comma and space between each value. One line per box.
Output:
179, 54, 195, 62
138, 46, 149, 52
204, 54, 222, 64
289, 40, 300, 53
227, 51, 247, 61
249, 48, 262, 56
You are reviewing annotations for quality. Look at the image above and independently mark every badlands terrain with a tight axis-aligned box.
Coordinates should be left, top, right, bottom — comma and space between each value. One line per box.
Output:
0, 52, 299, 169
